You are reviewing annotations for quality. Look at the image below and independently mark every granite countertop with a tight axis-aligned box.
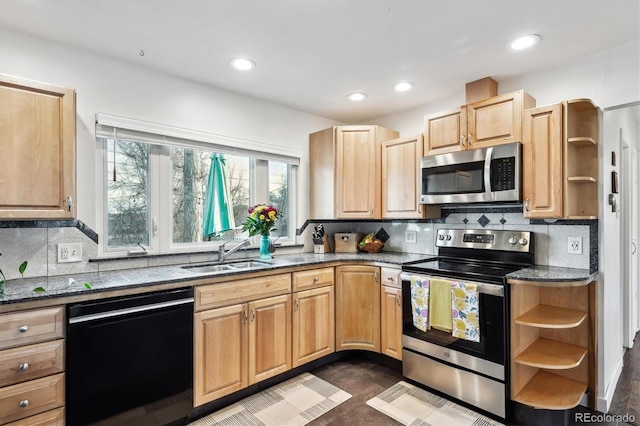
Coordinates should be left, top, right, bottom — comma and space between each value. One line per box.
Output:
506, 264, 596, 284
0, 251, 428, 307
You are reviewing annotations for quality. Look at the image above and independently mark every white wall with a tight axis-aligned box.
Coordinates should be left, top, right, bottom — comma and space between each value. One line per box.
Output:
0, 28, 340, 231
374, 40, 640, 412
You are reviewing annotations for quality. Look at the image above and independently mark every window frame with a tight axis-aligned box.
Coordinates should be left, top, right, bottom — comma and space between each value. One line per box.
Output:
95, 117, 300, 258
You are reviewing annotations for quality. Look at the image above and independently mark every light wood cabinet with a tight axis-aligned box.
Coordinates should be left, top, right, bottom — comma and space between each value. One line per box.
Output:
292, 285, 335, 367
380, 267, 402, 360
381, 134, 440, 219
523, 99, 600, 219
194, 275, 292, 406
0, 74, 76, 219
335, 265, 380, 351
0, 307, 65, 425
309, 125, 399, 219
523, 103, 564, 218
424, 90, 535, 156
509, 278, 597, 410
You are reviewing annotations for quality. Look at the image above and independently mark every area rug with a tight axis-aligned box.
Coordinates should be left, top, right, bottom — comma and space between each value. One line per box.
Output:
366, 381, 504, 426
189, 372, 351, 426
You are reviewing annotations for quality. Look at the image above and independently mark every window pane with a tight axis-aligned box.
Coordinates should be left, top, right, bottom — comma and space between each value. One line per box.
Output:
268, 161, 289, 238
171, 148, 250, 243
106, 139, 149, 248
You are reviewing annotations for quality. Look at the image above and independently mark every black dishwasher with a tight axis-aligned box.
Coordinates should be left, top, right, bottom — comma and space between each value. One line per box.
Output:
66, 287, 194, 426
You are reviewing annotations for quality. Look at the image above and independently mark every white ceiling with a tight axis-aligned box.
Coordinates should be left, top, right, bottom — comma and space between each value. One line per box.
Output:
1, 0, 638, 123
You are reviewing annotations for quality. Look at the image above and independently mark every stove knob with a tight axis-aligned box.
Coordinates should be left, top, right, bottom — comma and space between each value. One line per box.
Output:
518, 238, 528, 246
438, 234, 445, 241
508, 237, 517, 245
445, 235, 452, 241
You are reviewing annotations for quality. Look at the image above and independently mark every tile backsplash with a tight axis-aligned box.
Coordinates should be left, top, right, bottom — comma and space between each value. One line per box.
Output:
0, 211, 597, 281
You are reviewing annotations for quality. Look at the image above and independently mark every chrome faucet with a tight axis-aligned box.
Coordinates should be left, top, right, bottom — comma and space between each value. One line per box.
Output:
217, 239, 250, 262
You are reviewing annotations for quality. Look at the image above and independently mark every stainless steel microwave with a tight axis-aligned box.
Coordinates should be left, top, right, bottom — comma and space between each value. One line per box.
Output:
420, 142, 521, 204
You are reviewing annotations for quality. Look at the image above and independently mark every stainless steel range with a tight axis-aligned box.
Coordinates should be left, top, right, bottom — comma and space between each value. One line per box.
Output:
400, 228, 534, 420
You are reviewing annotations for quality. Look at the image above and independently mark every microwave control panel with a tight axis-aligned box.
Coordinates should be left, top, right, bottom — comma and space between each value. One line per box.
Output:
490, 157, 516, 191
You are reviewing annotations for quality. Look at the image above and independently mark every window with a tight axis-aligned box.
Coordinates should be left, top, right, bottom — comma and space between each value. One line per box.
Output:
106, 139, 149, 249
96, 114, 301, 256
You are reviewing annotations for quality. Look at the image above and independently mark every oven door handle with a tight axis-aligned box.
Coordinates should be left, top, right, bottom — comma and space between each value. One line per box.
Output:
400, 274, 504, 297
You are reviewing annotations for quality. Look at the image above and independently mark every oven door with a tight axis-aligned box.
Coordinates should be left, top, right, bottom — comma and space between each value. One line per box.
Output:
401, 274, 506, 367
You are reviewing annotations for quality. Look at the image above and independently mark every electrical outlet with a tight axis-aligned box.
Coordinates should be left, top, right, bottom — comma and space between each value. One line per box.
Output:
405, 230, 417, 244
58, 243, 82, 263
568, 237, 583, 255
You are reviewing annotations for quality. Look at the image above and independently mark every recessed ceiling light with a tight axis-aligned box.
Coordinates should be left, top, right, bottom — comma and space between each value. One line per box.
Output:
229, 57, 256, 71
509, 34, 541, 50
347, 92, 367, 101
394, 82, 415, 92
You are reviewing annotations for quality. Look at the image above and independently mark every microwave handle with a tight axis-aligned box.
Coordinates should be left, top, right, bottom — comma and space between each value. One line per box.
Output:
484, 146, 494, 195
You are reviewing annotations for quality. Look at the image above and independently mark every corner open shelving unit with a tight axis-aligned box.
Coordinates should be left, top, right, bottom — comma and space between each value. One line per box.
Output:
509, 277, 597, 411
564, 99, 600, 219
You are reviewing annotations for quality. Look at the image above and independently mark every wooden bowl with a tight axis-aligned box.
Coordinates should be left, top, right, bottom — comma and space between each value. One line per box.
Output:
359, 240, 384, 253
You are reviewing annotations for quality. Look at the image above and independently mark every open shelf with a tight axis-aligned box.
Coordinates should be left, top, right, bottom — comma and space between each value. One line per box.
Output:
515, 338, 586, 369
513, 371, 587, 410
515, 304, 587, 328
567, 136, 596, 146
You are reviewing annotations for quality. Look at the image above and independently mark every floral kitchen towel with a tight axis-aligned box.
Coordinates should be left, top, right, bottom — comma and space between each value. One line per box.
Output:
410, 276, 429, 332
451, 281, 480, 342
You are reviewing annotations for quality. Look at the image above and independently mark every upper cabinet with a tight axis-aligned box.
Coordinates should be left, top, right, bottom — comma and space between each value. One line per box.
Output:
309, 125, 399, 219
0, 74, 76, 219
424, 90, 536, 156
523, 99, 600, 219
381, 134, 440, 219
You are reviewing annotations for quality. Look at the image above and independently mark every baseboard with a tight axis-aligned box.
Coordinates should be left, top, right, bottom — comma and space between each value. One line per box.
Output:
597, 354, 625, 413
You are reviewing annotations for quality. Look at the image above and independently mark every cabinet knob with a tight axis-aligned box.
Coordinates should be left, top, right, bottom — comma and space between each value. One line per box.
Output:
396, 294, 401, 306
243, 310, 248, 324
251, 308, 256, 322
19, 362, 29, 371
18, 325, 29, 333
467, 133, 473, 145
294, 299, 299, 310
313, 277, 319, 282
19, 399, 29, 408
524, 199, 530, 211
460, 134, 466, 148
66, 196, 73, 211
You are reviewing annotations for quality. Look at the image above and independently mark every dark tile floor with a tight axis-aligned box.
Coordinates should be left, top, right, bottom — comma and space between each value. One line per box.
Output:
309, 358, 404, 426
609, 332, 640, 425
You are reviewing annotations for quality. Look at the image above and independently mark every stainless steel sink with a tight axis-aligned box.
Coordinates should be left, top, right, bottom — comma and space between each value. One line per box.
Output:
181, 259, 272, 274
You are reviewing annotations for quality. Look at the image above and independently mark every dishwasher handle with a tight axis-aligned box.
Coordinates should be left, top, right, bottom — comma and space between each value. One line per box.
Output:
69, 297, 194, 324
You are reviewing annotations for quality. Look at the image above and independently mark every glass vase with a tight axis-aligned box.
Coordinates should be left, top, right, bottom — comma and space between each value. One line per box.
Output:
259, 234, 272, 260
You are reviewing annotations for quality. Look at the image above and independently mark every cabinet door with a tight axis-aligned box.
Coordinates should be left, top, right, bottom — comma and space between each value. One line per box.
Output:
335, 265, 380, 351
194, 304, 248, 406
335, 126, 380, 218
381, 286, 403, 360
424, 107, 467, 155
292, 286, 335, 367
467, 91, 524, 149
382, 135, 423, 219
522, 104, 563, 218
0, 75, 76, 219
248, 294, 291, 385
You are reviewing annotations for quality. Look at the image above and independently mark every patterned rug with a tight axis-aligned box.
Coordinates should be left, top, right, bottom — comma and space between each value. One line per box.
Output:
366, 381, 504, 426
189, 372, 351, 426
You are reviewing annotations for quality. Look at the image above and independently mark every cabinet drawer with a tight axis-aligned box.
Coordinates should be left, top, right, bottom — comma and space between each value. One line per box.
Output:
0, 373, 64, 424
0, 340, 64, 388
196, 273, 291, 311
0, 307, 64, 350
5, 407, 64, 426
292, 267, 334, 291
381, 267, 401, 289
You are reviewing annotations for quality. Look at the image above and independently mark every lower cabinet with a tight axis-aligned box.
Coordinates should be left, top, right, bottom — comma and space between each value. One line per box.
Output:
193, 275, 292, 407
292, 280, 335, 367
380, 268, 402, 360
335, 265, 380, 352
0, 306, 65, 425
